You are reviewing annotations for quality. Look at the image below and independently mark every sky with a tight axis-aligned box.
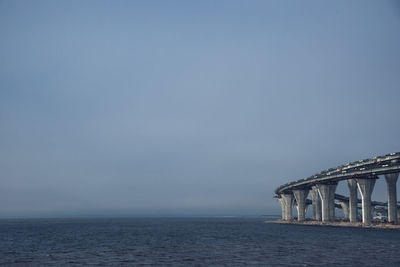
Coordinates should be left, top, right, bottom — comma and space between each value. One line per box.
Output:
1, 0, 400, 218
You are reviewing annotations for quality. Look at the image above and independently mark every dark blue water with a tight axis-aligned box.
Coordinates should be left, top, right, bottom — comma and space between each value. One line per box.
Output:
1, 217, 399, 266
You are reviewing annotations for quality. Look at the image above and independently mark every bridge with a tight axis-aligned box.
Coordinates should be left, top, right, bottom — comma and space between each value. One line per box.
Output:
274, 152, 400, 224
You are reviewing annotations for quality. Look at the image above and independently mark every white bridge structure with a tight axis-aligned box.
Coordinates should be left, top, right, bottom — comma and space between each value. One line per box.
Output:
274, 152, 400, 224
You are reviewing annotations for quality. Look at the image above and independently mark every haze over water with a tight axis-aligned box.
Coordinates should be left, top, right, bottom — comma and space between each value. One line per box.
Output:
1, 0, 400, 219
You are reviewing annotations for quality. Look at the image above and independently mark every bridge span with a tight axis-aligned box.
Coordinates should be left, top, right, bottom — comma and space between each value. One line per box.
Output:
274, 152, 400, 224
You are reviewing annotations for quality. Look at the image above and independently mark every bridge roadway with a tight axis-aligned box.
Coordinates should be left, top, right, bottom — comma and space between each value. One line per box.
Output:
275, 152, 400, 224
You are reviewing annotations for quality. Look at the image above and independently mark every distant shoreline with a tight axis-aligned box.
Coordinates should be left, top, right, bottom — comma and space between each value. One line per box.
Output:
266, 219, 400, 229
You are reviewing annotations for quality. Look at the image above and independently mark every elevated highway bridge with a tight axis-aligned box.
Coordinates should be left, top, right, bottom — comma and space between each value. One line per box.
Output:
274, 152, 400, 224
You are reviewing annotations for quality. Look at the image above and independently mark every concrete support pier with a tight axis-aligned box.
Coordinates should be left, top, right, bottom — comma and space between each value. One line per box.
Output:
310, 186, 322, 220
398, 207, 400, 221
304, 203, 310, 216
356, 177, 377, 224
384, 172, 399, 224
293, 189, 309, 221
328, 184, 337, 220
339, 200, 350, 220
317, 184, 333, 222
278, 197, 286, 220
281, 193, 294, 220
347, 179, 358, 222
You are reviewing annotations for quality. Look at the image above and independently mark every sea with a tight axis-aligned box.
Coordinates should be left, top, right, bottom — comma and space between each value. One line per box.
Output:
1, 217, 399, 266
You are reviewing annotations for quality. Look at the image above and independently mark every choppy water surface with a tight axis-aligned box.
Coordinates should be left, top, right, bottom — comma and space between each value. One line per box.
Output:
1, 217, 399, 266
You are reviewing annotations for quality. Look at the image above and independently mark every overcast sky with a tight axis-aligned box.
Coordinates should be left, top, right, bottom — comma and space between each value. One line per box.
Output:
1, 0, 400, 218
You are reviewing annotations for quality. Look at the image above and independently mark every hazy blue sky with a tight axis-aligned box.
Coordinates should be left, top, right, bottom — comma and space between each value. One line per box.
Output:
1, 0, 400, 218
